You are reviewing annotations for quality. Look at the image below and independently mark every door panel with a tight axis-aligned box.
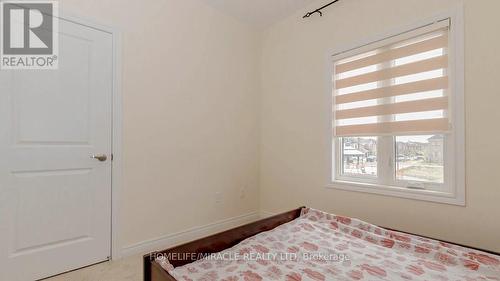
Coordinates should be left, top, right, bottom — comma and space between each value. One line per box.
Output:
0, 17, 113, 281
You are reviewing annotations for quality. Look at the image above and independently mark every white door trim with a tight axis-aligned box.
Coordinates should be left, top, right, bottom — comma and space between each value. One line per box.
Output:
56, 11, 123, 260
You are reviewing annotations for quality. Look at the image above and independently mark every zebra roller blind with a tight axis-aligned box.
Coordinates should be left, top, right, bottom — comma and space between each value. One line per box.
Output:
333, 20, 451, 137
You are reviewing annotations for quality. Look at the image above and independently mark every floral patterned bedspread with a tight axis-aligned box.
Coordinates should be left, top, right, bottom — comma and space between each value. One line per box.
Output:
157, 208, 500, 280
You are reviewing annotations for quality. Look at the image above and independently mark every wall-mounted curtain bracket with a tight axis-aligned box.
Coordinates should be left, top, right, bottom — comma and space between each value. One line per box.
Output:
303, 0, 341, 18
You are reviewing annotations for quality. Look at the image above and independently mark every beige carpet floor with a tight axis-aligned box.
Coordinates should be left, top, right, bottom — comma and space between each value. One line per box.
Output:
42, 254, 142, 281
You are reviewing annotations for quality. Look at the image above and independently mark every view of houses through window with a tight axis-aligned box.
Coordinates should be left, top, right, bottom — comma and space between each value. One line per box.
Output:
396, 135, 444, 183
341, 137, 377, 176
341, 135, 444, 183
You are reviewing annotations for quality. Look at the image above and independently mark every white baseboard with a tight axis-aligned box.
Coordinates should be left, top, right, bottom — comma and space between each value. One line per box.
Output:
120, 211, 260, 258
259, 210, 276, 219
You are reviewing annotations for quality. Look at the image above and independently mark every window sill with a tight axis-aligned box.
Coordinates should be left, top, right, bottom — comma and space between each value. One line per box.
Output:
326, 180, 465, 206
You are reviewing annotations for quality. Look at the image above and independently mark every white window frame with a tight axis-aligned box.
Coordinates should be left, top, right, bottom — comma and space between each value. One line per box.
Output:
326, 6, 465, 206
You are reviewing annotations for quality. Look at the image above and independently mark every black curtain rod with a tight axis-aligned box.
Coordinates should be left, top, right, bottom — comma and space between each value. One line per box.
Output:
303, 0, 341, 18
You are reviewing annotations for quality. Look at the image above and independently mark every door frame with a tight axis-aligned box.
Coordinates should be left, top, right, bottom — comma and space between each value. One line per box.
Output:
56, 11, 123, 260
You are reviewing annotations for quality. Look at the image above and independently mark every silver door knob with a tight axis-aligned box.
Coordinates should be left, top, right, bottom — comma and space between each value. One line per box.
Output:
91, 154, 107, 162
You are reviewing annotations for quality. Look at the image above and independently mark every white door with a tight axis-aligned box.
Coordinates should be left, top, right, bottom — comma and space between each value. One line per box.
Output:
0, 17, 113, 281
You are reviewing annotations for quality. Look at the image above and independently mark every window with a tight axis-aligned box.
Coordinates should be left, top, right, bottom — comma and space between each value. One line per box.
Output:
329, 15, 465, 205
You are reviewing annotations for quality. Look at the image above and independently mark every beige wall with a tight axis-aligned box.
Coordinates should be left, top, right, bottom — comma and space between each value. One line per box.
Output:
58, 0, 500, 255
60, 0, 261, 252
260, 0, 500, 252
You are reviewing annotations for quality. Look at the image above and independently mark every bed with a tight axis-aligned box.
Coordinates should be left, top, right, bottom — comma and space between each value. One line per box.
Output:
144, 207, 500, 281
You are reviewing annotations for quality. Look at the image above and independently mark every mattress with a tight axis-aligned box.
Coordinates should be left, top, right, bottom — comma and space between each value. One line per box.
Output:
157, 208, 500, 280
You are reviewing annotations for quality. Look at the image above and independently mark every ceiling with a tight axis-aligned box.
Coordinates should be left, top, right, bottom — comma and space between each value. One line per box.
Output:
201, 0, 318, 29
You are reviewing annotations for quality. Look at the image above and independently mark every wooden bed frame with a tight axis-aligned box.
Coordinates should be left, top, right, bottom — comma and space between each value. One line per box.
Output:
143, 207, 499, 281
143, 207, 303, 281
